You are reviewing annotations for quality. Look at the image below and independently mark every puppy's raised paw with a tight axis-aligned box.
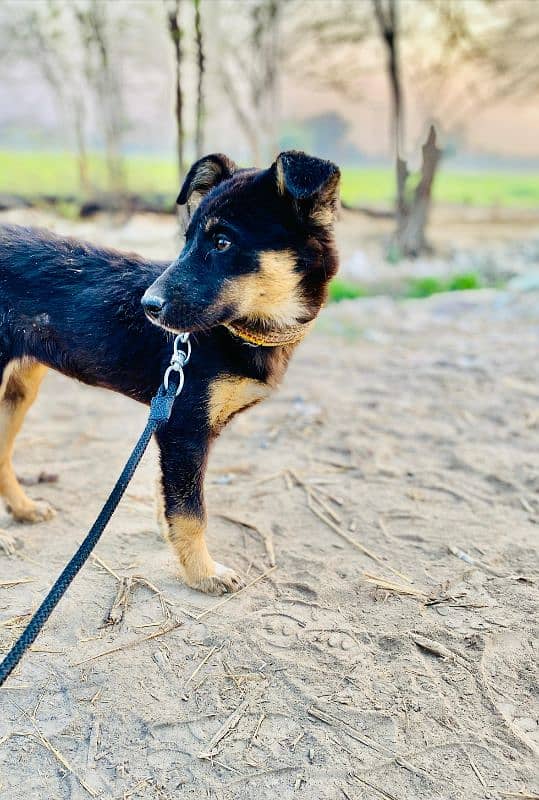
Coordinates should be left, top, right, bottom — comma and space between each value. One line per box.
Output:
190, 563, 246, 596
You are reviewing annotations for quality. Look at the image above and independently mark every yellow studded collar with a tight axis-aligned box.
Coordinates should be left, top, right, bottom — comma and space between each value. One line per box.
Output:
223, 319, 314, 347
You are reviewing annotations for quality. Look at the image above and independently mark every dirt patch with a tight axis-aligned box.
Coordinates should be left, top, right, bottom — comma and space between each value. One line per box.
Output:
0, 218, 538, 799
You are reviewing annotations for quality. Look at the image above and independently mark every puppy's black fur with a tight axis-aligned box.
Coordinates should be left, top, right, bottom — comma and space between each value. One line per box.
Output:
0, 151, 340, 594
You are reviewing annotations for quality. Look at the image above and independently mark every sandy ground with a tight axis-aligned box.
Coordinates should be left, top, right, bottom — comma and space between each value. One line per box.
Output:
0, 216, 538, 799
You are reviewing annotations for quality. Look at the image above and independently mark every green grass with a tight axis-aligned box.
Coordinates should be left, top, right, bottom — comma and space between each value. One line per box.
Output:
329, 278, 367, 302
405, 272, 482, 298
1, 150, 538, 209
328, 272, 483, 302
341, 167, 539, 209
0, 151, 180, 197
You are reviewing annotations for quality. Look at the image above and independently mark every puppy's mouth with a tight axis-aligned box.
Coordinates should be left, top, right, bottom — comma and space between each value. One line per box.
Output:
142, 295, 235, 335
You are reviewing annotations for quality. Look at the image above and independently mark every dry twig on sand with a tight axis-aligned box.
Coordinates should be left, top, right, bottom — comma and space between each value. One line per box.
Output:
198, 697, 251, 759
412, 634, 462, 664
217, 513, 276, 567
72, 621, 182, 665
352, 773, 401, 800
499, 793, 539, 800
363, 572, 428, 600
183, 643, 221, 691
0, 578, 34, 588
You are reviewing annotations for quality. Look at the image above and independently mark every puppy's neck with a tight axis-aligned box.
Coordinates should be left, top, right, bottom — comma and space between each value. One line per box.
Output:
223, 318, 315, 347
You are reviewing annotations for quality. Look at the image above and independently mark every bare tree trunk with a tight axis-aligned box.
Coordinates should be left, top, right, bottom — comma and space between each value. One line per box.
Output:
393, 125, 442, 257
93, 3, 124, 195
193, 0, 205, 158
167, 0, 184, 180
220, 65, 261, 165
372, 0, 403, 153
372, 1, 440, 256
79, 0, 126, 196
249, 0, 282, 162
263, 0, 281, 159
372, 0, 406, 226
72, 97, 90, 195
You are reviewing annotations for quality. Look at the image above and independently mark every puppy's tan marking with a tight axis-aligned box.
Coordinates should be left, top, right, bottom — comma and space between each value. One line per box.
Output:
275, 158, 286, 195
167, 513, 211, 579
166, 513, 244, 594
311, 205, 335, 227
0, 360, 53, 523
219, 249, 306, 328
310, 171, 341, 226
208, 376, 270, 430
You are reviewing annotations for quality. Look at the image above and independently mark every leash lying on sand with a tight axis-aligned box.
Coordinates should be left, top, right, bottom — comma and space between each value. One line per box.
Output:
0, 334, 191, 687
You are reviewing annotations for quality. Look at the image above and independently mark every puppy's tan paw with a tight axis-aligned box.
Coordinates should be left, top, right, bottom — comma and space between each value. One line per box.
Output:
12, 501, 56, 524
188, 563, 245, 595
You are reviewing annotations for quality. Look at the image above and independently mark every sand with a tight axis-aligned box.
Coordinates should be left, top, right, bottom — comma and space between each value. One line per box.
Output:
0, 214, 538, 799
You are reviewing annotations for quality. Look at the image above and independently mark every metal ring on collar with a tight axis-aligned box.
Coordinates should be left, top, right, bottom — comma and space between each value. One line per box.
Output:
163, 364, 185, 395
173, 334, 191, 365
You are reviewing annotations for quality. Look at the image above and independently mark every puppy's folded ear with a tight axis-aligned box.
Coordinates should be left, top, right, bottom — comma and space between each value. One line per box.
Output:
177, 154, 237, 215
273, 150, 340, 226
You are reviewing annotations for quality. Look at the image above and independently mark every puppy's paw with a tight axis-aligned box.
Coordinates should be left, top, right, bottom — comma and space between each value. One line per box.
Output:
12, 500, 56, 524
189, 563, 246, 596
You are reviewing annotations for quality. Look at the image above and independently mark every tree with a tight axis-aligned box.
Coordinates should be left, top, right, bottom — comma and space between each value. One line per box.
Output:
193, 0, 205, 159
75, 0, 127, 196
292, 0, 444, 256
393, 125, 442, 257
0, 0, 91, 195
164, 0, 185, 181
215, 0, 284, 165
371, 0, 403, 154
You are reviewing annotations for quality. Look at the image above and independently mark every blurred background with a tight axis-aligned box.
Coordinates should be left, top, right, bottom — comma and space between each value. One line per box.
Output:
0, 0, 538, 296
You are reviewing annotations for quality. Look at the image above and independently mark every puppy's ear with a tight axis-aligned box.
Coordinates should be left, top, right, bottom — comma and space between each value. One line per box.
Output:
273, 150, 340, 226
177, 154, 237, 215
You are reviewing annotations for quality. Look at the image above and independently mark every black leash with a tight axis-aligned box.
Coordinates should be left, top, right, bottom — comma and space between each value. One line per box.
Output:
0, 334, 190, 687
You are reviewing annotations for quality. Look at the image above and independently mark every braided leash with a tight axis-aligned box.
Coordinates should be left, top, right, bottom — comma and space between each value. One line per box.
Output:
0, 334, 190, 687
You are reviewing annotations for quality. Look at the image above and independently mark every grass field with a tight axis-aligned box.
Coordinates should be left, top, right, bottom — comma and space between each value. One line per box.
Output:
328, 272, 485, 302
341, 167, 539, 208
1, 150, 538, 208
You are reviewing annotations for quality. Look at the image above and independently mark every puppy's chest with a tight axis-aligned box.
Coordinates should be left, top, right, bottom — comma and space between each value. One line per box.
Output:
207, 375, 271, 430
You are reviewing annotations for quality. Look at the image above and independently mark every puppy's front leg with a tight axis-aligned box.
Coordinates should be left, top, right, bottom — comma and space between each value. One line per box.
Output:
155, 427, 244, 595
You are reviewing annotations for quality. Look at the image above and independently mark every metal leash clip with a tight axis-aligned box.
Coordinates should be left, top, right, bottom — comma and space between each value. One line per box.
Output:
163, 333, 191, 395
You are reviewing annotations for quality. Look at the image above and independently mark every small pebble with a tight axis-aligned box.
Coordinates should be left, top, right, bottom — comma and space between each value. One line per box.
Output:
328, 633, 340, 648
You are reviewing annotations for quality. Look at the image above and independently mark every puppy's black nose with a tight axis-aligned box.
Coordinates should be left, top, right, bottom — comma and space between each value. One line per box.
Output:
142, 293, 165, 319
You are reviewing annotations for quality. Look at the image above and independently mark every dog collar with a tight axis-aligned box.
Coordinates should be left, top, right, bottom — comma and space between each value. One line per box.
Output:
223, 319, 314, 347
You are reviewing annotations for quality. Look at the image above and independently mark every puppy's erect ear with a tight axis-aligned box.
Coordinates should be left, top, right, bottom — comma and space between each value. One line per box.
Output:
273, 150, 340, 225
177, 153, 237, 215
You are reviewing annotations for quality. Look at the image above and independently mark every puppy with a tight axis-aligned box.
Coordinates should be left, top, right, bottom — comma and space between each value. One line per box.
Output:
0, 151, 340, 594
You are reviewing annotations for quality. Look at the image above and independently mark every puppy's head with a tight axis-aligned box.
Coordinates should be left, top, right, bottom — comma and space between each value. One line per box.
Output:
142, 151, 340, 336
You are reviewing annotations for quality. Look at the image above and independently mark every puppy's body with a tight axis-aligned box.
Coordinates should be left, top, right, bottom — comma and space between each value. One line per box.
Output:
0, 225, 283, 406
0, 151, 339, 593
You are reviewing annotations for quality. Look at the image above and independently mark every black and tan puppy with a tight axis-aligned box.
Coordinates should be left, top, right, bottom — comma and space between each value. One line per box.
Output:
0, 151, 340, 594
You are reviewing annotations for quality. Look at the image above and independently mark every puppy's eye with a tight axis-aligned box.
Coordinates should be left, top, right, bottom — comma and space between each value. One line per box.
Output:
213, 233, 232, 252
